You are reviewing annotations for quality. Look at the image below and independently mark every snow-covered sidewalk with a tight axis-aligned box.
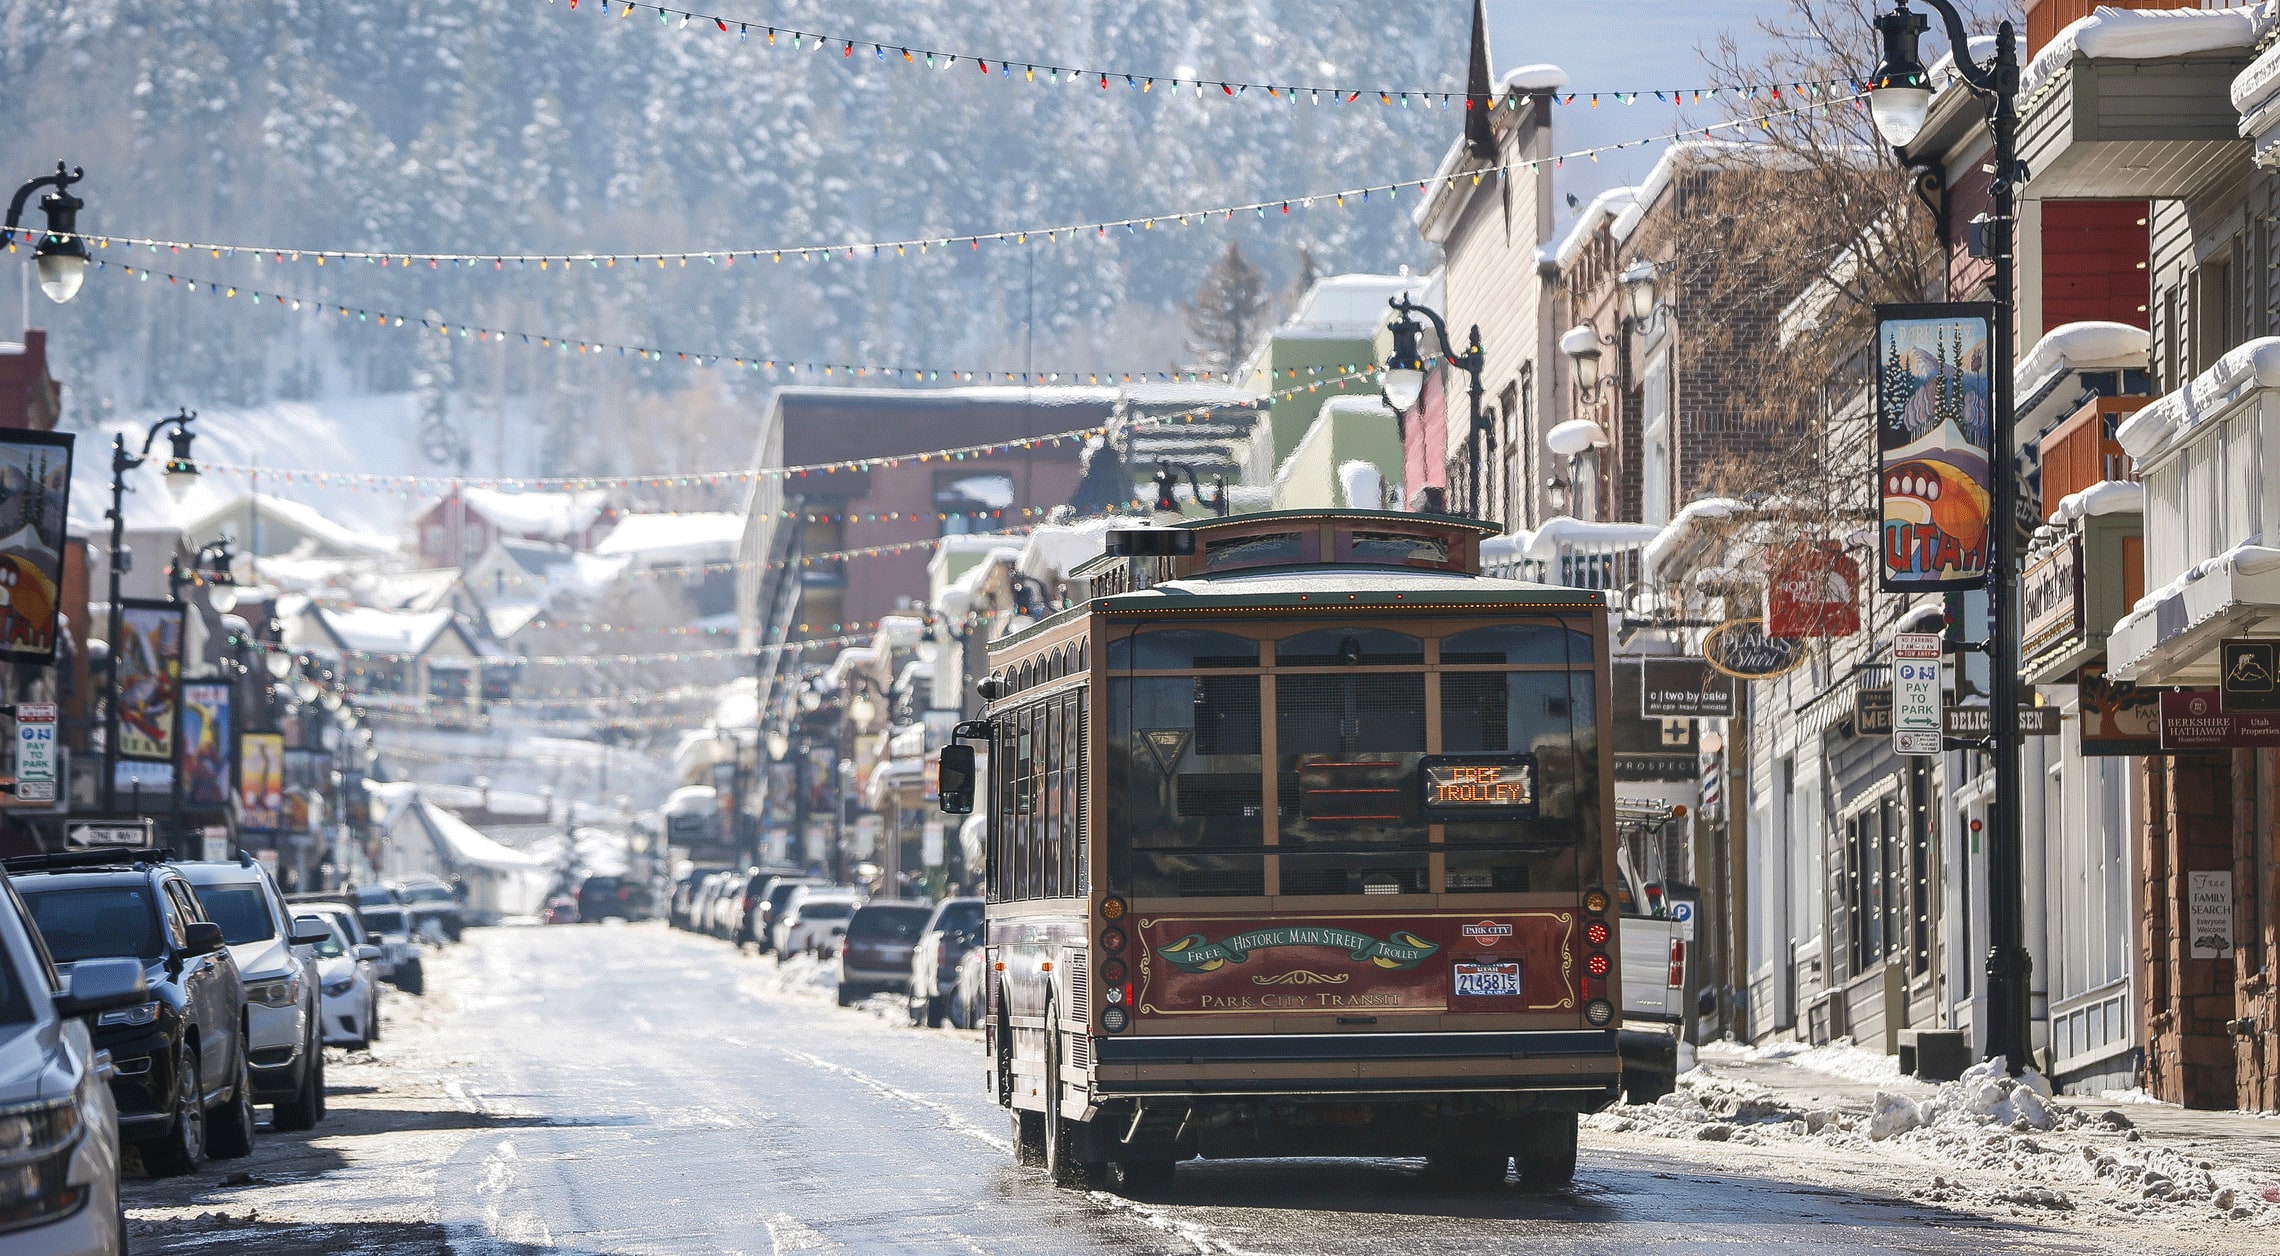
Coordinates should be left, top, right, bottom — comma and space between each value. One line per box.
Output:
1578, 1036, 2280, 1246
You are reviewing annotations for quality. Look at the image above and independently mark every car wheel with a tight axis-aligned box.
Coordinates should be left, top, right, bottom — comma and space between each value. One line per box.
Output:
397, 958, 425, 997
206, 1047, 257, 1160
925, 995, 946, 1029
313, 1046, 328, 1121
138, 1053, 205, 1178
835, 984, 856, 1008
272, 1039, 323, 1132
368, 995, 383, 1043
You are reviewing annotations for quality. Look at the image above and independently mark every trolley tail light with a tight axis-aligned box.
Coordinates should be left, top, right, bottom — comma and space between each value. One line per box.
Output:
1585, 919, 1610, 947
1586, 951, 1611, 978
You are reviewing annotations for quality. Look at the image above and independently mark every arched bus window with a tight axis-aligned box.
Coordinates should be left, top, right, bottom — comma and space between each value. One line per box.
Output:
1107, 629, 1259, 670
1274, 627, 1423, 667
1019, 661, 1033, 693
1438, 622, 1591, 666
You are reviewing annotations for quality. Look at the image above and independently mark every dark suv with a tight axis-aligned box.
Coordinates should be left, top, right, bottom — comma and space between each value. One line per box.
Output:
7, 849, 257, 1177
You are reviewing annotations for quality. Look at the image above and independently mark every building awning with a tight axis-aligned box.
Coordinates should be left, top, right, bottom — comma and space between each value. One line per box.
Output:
2108, 543, 2280, 684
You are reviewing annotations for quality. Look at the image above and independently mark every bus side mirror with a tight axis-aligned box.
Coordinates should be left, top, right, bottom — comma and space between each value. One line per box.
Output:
939, 743, 976, 815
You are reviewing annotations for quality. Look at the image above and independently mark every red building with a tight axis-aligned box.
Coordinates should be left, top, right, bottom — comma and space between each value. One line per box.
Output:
742, 387, 1111, 640
0, 331, 62, 432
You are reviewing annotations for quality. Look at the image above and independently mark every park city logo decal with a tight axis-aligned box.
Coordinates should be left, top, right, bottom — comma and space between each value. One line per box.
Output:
1155, 926, 1440, 973
1461, 920, 1514, 947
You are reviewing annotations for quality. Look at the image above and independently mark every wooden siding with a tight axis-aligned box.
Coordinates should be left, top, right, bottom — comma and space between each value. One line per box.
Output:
2021, 55, 2253, 200
2041, 200, 2150, 329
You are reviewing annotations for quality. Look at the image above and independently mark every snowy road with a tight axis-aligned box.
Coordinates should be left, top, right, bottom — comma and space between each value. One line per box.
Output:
123, 923, 2254, 1254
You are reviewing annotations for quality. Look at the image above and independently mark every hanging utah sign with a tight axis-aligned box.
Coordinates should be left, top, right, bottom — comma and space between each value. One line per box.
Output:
1702, 616, 1808, 681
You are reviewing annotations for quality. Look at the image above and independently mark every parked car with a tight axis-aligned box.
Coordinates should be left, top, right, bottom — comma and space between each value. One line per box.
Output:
952, 944, 990, 1031
773, 893, 861, 961
727, 869, 802, 948
837, 901, 932, 1007
355, 905, 425, 995
906, 897, 984, 1027
574, 875, 647, 923
749, 877, 824, 955
707, 870, 751, 940
8, 849, 256, 1177
177, 860, 330, 1131
541, 895, 580, 925
0, 871, 146, 1252
298, 904, 383, 1049
667, 865, 728, 930
392, 879, 463, 942
687, 872, 730, 939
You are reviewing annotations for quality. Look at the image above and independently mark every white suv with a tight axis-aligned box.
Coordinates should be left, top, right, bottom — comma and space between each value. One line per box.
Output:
0, 872, 146, 1255
176, 860, 329, 1131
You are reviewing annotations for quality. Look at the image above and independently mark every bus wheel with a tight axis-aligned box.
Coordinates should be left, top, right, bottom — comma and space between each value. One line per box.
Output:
1043, 1026, 1105, 1188
1425, 1154, 1510, 1189
1110, 1159, 1176, 1197
1514, 1112, 1578, 1189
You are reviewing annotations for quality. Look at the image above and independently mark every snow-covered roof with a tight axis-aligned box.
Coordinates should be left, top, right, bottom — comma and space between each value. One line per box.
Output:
593, 512, 744, 564
455, 488, 611, 541
1118, 381, 1261, 408
2117, 336, 2280, 463
1018, 517, 1118, 582
1280, 274, 1414, 340
415, 801, 544, 872
179, 493, 399, 558
2049, 479, 2144, 526
2015, 321, 2149, 401
353, 568, 462, 612
485, 602, 544, 640
312, 606, 464, 657
662, 784, 717, 818
2026, 3, 2268, 101
1499, 63, 1569, 94
1644, 497, 1748, 578
1553, 186, 1640, 269
1521, 517, 1663, 562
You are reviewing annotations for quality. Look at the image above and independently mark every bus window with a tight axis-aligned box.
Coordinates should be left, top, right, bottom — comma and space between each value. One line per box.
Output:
1274, 627, 1424, 667
1105, 671, 1265, 898
1274, 669, 1429, 854
1109, 629, 1259, 670
1439, 669, 1601, 893
1439, 622, 1591, 666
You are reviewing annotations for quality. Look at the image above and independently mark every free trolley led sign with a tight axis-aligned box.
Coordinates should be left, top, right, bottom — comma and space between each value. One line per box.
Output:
1420, 755, 1538, 819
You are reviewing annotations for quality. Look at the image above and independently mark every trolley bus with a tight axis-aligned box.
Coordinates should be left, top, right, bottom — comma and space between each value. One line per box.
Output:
936, 510, 1622, 1191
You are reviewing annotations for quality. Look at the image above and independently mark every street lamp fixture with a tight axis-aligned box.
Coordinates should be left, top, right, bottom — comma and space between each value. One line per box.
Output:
166, 537, 237, 613
1381, 294, 1489, 519
1561, 324, 1617, 400
1864, 0, 2033, 1076
1152, 462, 1229, 518
4, 162, 89, 305
1619, 259, 1662, 327
265, 648, 294, 681
102, 407, 202, 814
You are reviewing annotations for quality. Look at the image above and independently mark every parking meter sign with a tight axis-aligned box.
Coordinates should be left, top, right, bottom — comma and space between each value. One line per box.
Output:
1893, 633, 1944, 757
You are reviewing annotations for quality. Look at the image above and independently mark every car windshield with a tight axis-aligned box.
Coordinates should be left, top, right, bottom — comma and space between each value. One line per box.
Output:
361, 908, 409, 934
849, 907, 929, 942
932, 901, 984, 933
797, 901, 855, 921
398, 885, 454, 904
194, 883, 277, 945
21, 885, 164, 962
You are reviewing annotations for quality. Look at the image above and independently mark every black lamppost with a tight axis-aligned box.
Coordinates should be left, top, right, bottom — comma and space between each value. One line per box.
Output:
1866, 0, 2031, 1074
1152, 462, 1229, 517
167, 538, 238, 611
1381, 296, 1487, 520
4, 162, 89, 305
103, 409, 200, 813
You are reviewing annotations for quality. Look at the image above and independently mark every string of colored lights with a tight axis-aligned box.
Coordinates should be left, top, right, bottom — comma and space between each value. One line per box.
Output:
12, 93, 1862, 271
529, 0, 1854, 111
276, 627, 880, 667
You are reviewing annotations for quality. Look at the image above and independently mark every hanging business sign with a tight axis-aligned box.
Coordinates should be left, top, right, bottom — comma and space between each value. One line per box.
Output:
1641, 657, 1735, 719
237, 731, 285, 833
115, 599, 185, 764
2219, 639, 2279, 713
2078, 666, 2173, 756
1892, 632, 1944, 756
1701, 618, 1807, 681
1875, 303, 1995, 591
2158, 691, 2280, 751
2189, 871, 2234, 959
2021, 536, 2082, 658
1765, 542, 1861, 639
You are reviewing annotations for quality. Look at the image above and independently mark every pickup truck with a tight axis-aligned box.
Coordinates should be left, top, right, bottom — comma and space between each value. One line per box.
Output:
1615, 839, 1693, 1103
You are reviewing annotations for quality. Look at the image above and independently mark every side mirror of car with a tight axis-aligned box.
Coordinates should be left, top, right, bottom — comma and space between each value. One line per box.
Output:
53, 957, 149, 1019
289, 915, 333, 946
182, 921, 227, 957
938, 743, 976, 815
355, 944, 383, 962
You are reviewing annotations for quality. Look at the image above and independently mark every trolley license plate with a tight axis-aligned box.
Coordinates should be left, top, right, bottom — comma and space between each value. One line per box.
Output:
1452, 960, 1523, 998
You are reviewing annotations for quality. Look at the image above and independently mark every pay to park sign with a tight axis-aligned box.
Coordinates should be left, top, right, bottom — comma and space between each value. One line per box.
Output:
1892, 632, 1944, 756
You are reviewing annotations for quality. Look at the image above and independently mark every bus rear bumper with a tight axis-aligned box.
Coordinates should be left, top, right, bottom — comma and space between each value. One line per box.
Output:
1089, 1030, 1621, 1101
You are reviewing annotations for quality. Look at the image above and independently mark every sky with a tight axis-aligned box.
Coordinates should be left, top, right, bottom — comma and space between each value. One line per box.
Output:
1483, 0, 1787, 227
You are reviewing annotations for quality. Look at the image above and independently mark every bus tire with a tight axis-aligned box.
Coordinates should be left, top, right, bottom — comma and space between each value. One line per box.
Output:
1514, 1111, 1578, 1188
1043, 1024, 1105, 1188
1110, 1159, 1176, 1196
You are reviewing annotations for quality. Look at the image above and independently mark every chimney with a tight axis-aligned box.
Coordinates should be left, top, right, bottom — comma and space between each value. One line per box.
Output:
2025, 0, 2200, 58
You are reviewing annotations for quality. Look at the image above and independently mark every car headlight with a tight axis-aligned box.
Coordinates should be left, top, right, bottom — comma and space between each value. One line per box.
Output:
245, 974, 303, 1008
95, 1000, 160, 1028
0, 1097, 85, 1234
322, 978, 357, 997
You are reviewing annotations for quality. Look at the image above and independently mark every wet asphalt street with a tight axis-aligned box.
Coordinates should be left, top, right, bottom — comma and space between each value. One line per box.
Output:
127, 923, 2207, 1254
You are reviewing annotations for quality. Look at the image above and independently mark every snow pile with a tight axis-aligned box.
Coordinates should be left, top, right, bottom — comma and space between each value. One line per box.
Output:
1866, 1057, 2053, 1140
763, 950, 843, 1000
1696, 1035, 1902, 1084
